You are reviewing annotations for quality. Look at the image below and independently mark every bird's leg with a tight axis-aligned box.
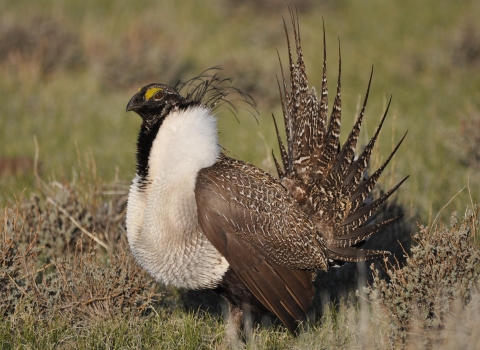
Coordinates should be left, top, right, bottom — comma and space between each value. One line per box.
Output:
225, 302, 243, 346
225, 301, 256, 346
241, 303, 253, 341
227, 302, 243, 340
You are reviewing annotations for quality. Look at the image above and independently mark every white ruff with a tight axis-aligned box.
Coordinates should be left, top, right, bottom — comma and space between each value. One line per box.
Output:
126, 106, 229, 289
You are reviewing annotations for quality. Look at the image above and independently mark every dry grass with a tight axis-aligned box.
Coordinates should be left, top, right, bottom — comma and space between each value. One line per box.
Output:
0, 14, 84, 76
451, 109, 480, 169
365, 207, 480, 348
0, 171, 160, 325
1, 159, 479, 348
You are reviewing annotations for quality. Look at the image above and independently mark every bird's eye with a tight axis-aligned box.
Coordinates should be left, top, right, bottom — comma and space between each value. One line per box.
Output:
153, 91, 164, 100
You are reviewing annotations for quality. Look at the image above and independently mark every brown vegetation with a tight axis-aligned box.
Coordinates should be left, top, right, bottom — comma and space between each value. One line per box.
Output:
0, 156, 35, 176
0, 177, 160, 323
2, 167, 479, 349
365, 207, 480, 347
0, 14, 83, 75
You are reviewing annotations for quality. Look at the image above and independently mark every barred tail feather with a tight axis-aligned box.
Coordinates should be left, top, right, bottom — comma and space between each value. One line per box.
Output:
318, 20, 328, 150
342, 176, 409, 233
275, 12, 406, 268
342, 97, 392, 194
327, 246, 389, 263
334, 67, 373, 176
337, 215, 403, 247
349, 132, 407, 209
317, 45, 342, 179
272, 151, 285, 179
272, 113, 289, 175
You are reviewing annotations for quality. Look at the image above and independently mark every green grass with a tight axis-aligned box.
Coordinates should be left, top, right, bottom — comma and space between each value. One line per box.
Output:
0, 309, 227, 349
0, 0, 479, 221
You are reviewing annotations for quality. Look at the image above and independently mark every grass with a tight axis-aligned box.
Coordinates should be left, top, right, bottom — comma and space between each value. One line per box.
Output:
1, 0, 480, 348
0, 309, 227, 349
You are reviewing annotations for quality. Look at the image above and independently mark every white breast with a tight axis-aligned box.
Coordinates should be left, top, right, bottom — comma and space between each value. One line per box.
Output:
126, 106, 229, 289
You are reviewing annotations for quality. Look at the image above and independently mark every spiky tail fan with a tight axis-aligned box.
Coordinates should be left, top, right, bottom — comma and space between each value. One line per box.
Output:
273, 10, 407, 267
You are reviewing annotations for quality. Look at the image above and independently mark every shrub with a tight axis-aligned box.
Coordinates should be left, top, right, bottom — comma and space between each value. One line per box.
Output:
365, 206, 480, 347
453, 18, 480, 68
454, 110, 480, 169
0, 14, 84, 75
0, 176, 160, 323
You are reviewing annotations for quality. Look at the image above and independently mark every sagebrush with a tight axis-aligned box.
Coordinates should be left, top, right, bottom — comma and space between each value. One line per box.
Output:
365, 207, 480, 348
0, 177, 160, 323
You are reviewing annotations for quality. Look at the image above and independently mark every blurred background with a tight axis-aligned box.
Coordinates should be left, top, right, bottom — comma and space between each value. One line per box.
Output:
1, 0, 479, 223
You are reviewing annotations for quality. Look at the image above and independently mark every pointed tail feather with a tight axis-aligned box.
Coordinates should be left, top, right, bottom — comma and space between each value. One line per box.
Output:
342, 176, 409, 231
349, 132, 408, 209
274, 13, 406, 268
272, 113, 289, 175
337, 215, 403, 246
316, 43, 342, 181
334, 67, 374, 177
317, 19, 328, 152
342, 96, 392, 193
327, 246, 390, 263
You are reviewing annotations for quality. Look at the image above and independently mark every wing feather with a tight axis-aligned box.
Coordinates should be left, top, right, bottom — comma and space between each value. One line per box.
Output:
195, 157, 317, 331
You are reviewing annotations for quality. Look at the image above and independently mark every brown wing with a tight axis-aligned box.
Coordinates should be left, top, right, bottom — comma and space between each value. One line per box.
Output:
194, 156, 318, 331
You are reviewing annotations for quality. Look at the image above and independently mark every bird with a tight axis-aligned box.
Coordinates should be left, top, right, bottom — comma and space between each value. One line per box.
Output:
124, 13, 406, 333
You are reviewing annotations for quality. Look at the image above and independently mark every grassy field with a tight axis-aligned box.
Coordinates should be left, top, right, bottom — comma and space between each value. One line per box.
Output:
1, 0, 479, 219
1, 0, 480, 348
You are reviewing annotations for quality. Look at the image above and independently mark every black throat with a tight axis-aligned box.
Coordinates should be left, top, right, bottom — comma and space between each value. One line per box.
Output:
135, 117, 163, 189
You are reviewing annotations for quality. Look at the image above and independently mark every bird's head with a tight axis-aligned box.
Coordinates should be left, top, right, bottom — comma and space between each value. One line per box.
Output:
126, 83, 186, 125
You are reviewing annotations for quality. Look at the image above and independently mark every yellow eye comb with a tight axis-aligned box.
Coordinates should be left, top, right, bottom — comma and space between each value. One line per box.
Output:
145, 87, 163, 100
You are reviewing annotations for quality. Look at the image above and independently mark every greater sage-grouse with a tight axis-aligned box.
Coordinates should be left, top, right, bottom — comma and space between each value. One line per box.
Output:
125, 17, 406, 332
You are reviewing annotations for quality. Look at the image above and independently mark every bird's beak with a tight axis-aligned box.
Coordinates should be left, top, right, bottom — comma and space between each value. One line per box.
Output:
126, 98, 135, 112
126, 92, 141, 112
